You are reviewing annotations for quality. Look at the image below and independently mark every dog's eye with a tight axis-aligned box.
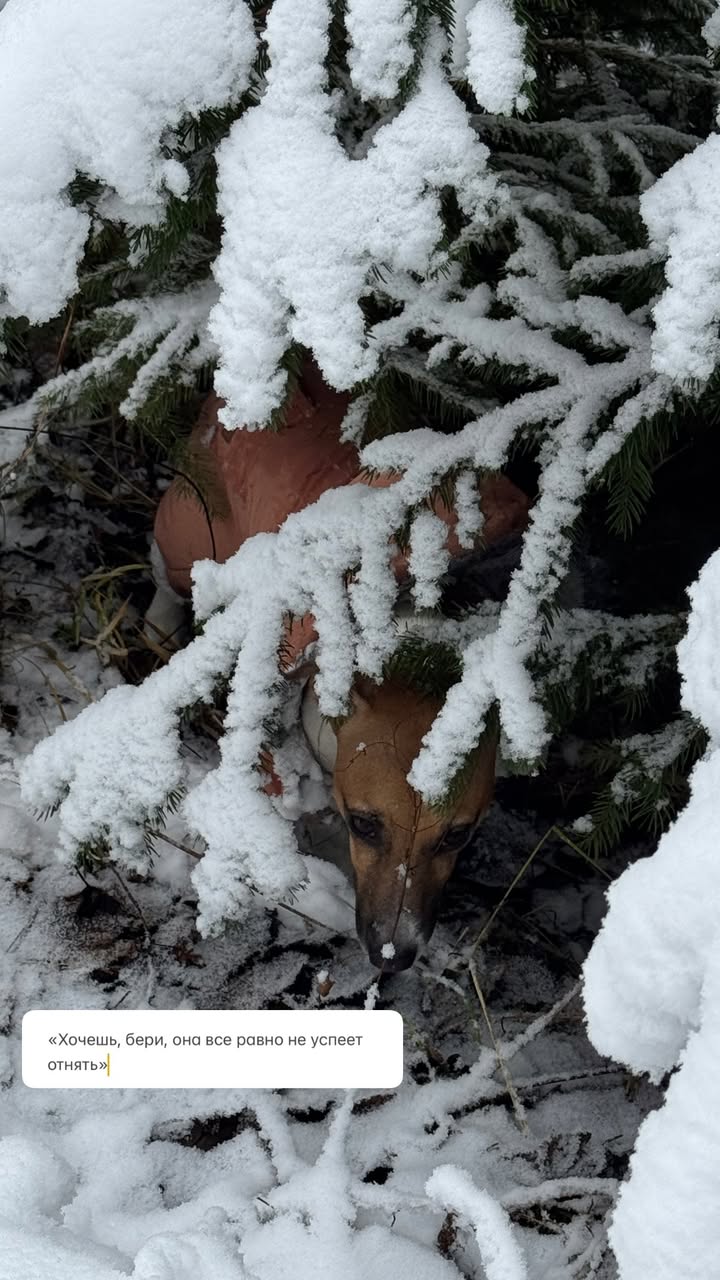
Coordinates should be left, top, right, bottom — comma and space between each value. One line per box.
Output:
347, 811, 383, 846
435, 824, 474, 855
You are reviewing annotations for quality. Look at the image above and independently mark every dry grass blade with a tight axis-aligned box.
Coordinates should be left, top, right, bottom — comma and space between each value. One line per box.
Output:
54, 301, 75, 374
19, 654, 68, 723
10, 637, 95, 703
469, 826, 556, 956
469, 955, 530, 1135
109, 866, 151, 937
469, 822, 612, 961
80, 596, 131, 651
550, 825, 612, 881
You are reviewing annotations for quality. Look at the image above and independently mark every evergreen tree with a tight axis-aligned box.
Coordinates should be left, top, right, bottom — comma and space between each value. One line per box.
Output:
5, 0, 720, 887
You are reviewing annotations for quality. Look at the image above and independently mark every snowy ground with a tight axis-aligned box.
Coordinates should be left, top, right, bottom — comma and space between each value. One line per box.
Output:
0, 446, 660, 1279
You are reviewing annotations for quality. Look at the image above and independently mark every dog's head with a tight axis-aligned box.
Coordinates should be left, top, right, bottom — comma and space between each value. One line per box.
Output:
331, 676, 496, 972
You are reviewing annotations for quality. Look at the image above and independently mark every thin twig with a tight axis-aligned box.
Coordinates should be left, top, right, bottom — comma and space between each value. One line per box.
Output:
469, 826, 555, 954
53, 302, 75, 374
550, 825, 612, 881
109, 866, 151, 937
146, 825, 203, 859
469, 956, 530, 1135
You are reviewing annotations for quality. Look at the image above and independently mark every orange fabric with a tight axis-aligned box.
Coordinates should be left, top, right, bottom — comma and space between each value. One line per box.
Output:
154, 364, 531, 680
259, 749, 284, 797
154, 381, 358, 595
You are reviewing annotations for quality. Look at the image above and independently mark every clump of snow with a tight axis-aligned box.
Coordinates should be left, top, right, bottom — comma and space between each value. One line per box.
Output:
641, 134, 720, 382
132, 1222, 247, 1280
364, 981, 380, 1009
409, 510, 450, 609
450, 0, 476, 77
0, 0, 254, 325
427, 1165, 527, 1280
339, 392, 373, 445
571, 815, 593, 835
209, 0, 498, 425
0, 1136, 76, 1225
583, 547, 720, 1278
465, 0, 533, 114
454, 469, 484, 548
380, 941, 396, 960
703, 2, 720, 50
602, 938, 720, 1280
346, 0, 415, 100
678, 556, 720, 737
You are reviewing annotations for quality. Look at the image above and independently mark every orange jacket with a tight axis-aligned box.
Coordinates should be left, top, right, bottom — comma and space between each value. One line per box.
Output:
153, 366, 530, 671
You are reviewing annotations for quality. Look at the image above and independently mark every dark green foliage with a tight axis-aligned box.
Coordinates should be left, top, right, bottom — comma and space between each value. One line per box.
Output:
578, 717, 708, 856
384, 633, 464, 700
143, 786, 188, 858
74, 833, 112, 874
599, 404, 680, 538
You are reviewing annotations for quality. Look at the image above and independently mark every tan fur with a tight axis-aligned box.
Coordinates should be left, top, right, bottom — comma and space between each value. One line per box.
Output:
331, 676, 496, 971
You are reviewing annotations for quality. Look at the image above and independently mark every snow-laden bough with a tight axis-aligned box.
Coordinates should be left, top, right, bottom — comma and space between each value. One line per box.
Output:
0, 0, 254, 325
19, 246, 668, 938
208, 0, 499, 425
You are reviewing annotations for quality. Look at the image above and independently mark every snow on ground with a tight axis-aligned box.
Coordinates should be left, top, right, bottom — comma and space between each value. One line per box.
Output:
0, 446, 660, 1278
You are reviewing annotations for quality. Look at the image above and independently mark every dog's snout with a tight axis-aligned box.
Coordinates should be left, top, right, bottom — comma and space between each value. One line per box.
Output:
360, 918, 430, 972
368, 939, 418, 972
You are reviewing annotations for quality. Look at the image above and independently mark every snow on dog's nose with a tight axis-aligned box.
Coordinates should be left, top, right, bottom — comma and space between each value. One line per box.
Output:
360, 915, 427, 972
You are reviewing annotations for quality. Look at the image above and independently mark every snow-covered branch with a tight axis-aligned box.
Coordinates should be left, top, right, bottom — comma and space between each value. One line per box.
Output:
209, 0, 499, 425
0, 0, 254, 325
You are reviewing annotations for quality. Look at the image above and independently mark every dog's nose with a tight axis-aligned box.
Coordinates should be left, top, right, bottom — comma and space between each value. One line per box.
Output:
363, 923, 419, 971
368, 940, 418, 971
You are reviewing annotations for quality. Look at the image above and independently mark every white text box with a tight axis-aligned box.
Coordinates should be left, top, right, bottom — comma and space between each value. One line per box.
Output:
22, 1010, 403, 1089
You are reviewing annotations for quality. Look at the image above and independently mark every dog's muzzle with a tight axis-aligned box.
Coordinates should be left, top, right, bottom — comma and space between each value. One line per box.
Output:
359, 912, 434, 973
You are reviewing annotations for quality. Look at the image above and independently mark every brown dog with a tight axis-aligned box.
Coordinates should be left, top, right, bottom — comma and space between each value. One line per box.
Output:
299, 676, 495, 970
151, 359, 529, 970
